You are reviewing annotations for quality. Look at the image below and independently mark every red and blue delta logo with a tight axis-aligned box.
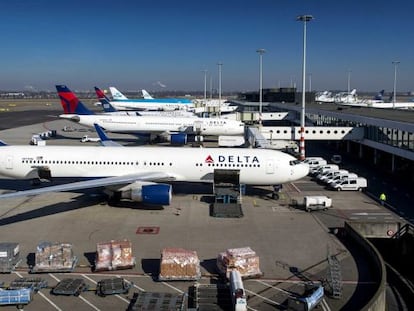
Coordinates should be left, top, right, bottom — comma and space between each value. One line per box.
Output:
205, 155, 214, 163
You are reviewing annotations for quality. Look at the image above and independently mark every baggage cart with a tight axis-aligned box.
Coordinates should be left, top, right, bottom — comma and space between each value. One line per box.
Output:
9, 277, 48, 293
30, 241, 78, 273
0, 243, 21, 273
96, 278, 131, 297
0, 288, 33, 308
127, 292, 185, 311
52, 278, 88, 296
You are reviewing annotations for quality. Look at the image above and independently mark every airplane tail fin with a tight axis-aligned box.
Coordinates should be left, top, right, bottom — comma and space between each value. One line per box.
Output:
374, 90, 385, 100
142, 89, 154, 99
56, 85, 95, 115
109, 87, 129, 100
350, 89, 357, 95
94, 87, 118, 113
93, 123, 122, 147
0, 139, 8, 146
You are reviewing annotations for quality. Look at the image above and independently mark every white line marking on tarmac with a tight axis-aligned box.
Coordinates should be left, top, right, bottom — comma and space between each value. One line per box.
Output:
78, 295, 101, 311
160, 281, 185, 293
13, 272, 62, 311
254, 279, 293, 296
321, 298, 332, 311
245, 288, 282, 307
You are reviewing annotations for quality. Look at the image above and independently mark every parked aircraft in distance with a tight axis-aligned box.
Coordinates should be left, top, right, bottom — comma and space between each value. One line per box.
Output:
57, 85, 245, 144
0, 134, 309, 205
94, 87, 196, 118
105, 86, 194, 111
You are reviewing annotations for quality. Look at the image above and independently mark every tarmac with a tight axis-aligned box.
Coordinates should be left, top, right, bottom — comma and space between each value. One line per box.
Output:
0, 102, 404, 310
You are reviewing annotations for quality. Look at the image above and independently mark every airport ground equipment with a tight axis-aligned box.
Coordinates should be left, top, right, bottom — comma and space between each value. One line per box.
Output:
8, 277, 48, 293
0, 288, 33, 308
158, 248, 201, 281
127, 291, 185, 311
189, 283, 232, 311
212, 169, 243, 218
287, 283, 324, 311
52, 278, 88, 296
303, 196, 332, 212
325, 251, 343, 299
229, 270, 247, 311
0, 243, 21, 273
94, 239, 135, 272
96, 278, 131, 297
30, 241, 78, 273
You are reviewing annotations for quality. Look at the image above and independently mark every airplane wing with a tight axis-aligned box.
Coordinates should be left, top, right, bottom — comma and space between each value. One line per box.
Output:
0, 171, 176, 200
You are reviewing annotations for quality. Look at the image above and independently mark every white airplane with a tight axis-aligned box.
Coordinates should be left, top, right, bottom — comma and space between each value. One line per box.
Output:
0, 127, 309, 205
95, 87, 196, 118
107, 86, 194, 111
58, 85, 245, 144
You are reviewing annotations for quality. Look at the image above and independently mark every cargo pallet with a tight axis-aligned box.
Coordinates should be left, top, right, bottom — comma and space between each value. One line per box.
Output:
190, 283, 232, 311
30, 256, 78, 273
52, 278, 89, 296
127, 292, 185, 311
0, 242, 21, 273
9, 277, 48, 292
96, 278, 131, 297
0, 288, 33, 308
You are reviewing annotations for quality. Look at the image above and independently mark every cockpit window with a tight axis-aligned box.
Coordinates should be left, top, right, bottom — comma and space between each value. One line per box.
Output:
289, 160, 301, 166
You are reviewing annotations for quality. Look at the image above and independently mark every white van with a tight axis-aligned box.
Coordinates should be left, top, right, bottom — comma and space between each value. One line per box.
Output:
326, 173, 357, 185
319, 169, 348, 183
312, 164, 339, 177
304, 158, 327, 174
331, 177, 367, 191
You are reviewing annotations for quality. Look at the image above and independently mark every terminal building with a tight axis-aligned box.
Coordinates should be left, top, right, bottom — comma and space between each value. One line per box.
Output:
233, 89, 414, 183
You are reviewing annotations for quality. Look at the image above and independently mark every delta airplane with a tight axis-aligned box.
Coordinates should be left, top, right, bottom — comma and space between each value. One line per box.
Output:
105, 86, 194, 111
0, 127, 309, 204
57, 85, 245, 144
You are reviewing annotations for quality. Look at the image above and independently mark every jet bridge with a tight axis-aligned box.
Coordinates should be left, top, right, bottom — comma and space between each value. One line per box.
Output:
212, 169, 243, 218
247, 126, 364, 148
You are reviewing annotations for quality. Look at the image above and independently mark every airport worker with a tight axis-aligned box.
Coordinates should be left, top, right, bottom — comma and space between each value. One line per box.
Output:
379, 193, 386, 206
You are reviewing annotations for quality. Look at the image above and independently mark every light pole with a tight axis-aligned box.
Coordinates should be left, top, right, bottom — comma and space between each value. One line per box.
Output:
256, 48, 266, 125
297, 14, 314, 160
217, 62, 223, 117
392, 61, 400, 109
202, 69, 208, 104
347, 69, 351, 94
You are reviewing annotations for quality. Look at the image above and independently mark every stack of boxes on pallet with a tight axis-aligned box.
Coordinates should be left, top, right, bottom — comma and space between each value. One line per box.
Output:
33, 242, 77, 272
158, 248, 201, 281
217, 247, 262, 279
95, 239, 136, 271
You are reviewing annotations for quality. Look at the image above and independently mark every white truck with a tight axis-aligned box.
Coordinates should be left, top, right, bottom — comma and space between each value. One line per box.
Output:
331, 177, 367, 191
326, 173, 358, 186
80, 135, 101, 143
318, 169, 348, 183
303, 196, 332, 212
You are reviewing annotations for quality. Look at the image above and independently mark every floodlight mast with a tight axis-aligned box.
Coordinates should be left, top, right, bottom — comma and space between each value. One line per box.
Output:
297, 14, 314, 160
256, 48, 266, 125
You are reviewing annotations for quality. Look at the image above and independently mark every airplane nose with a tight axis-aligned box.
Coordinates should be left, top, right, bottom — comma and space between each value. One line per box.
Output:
296, 163, 309, 179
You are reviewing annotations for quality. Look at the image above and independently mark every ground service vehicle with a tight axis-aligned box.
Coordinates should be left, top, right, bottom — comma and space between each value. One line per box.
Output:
331, 177, 367, 191
312, 164, 339, 177
303, 196, 332, 212
318, 169, 348, 183
326, 173, 358, 186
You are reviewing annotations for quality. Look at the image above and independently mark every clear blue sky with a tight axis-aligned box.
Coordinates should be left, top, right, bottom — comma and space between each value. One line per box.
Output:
0, 0, 413, 93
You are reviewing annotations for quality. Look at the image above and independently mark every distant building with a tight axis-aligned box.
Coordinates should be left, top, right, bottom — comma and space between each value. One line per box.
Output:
239, 88, 297, 103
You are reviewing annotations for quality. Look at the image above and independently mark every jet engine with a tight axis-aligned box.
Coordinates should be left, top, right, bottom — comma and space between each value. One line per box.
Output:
170, 133, 188, 145
110, 183, 172, 205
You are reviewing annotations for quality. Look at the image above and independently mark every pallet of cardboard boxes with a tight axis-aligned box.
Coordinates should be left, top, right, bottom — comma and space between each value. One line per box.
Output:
31, 241, 77, 273
217, 246, 262, 279
158, 248, 201, 281
94, 239, 135, 271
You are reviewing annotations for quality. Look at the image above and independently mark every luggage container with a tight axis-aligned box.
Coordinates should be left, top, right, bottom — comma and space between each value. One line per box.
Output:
31, 241, 78, 273
8, 277, 48, 292
96, 278, 131, 297
52, 278, 88, 296
0, 243, 21, 273
0, 288, 33, 308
